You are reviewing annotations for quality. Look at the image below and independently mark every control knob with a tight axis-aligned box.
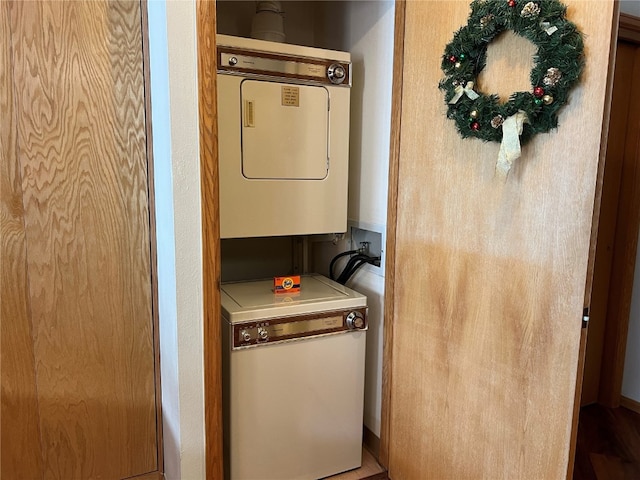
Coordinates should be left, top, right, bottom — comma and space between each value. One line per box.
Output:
346, 311, 365, 330
228, 56, 238, 66
240, 329, 251, 342
258, 327, 269, 341
327, 63, 346, 84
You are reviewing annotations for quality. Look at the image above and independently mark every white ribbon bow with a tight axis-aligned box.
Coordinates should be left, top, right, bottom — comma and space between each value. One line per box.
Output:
496, 110, 529, 178
540, 21, 558, 35
448, 81, 480, 104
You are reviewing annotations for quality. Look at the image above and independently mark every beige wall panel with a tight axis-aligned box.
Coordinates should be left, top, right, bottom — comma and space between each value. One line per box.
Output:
9, 1, 157, 478
1, 2, 45, 478
387, 1, 615, 479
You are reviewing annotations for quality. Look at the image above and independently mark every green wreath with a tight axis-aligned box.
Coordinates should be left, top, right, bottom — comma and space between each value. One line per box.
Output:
439, 0, 584, 146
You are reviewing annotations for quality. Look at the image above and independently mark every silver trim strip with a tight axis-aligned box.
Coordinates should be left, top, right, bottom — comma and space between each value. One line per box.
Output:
231, 308, 368, 349
221, 52, 328, 79
218, 51, 352, 87
268, 315, 342, 338
233, 328, 365, 351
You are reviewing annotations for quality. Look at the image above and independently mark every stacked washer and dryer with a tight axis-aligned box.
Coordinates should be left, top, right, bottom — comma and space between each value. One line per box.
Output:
216, 34, 367, 479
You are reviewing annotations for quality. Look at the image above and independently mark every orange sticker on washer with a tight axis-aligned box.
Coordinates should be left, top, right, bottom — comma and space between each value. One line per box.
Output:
274, 275, 301, 294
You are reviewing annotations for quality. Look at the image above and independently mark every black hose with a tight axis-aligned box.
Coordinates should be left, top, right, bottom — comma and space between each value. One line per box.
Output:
329, 249, 358, 280
336, 254, 381, 285
335, 254, 369, 283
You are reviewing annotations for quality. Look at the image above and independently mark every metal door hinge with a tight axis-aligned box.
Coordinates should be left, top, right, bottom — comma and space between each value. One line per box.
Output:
582, 307, 589, 328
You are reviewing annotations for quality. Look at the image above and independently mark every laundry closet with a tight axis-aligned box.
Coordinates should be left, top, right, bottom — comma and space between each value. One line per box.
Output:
215, 1, 394, 479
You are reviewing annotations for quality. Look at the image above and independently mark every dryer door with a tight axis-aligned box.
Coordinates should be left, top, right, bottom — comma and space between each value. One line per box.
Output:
240, 79, 329, 180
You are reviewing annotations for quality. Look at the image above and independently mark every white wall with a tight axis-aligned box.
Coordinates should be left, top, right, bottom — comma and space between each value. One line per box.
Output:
313, 1, 395, 437
620, 0, 640, 404
216, 1, 317, 47
621, 0, 640, 18
148, 1, 205, 478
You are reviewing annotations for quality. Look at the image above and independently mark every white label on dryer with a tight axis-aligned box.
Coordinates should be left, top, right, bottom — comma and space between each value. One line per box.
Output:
281, 86, 299, 107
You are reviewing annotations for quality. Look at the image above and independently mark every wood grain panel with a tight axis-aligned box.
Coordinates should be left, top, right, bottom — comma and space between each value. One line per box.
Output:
9, 1, 157, 478
0, 2, 45, 478
385, 1, 615, 478
196, 1, 223, 479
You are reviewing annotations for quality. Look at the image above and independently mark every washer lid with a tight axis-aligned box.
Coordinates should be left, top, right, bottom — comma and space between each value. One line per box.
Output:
221, 274, 366, 323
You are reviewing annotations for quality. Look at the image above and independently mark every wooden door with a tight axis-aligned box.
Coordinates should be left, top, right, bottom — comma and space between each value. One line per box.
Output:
1, 2, 45, 477
1, 1, 160, 478
382, 1, 616, 478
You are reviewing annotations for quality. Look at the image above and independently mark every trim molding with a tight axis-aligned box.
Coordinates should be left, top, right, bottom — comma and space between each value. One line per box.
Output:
380, 0, 406, 471
196, 1, 223, 479
620, 13, 640, 44
363, 426, 381, 460
360, 473, 389, 480
140, 0, 164, 474
620, 395, 640, 415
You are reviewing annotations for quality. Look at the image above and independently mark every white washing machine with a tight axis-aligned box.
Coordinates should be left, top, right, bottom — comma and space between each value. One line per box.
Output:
221, 274, 367, 480
216, 35, 352, 239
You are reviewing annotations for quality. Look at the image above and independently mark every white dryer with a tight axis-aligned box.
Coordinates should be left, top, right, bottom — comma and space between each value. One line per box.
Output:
216, 35, 352, 239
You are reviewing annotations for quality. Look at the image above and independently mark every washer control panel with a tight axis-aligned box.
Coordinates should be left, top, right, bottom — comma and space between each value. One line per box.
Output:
232, 307, 367, 349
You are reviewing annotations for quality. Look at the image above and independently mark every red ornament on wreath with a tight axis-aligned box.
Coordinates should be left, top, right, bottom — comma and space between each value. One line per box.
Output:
533, 86, 545, 98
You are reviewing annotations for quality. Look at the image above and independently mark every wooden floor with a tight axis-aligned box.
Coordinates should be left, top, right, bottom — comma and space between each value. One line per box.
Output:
574, 404, 640, 480
323, 447, 387, 480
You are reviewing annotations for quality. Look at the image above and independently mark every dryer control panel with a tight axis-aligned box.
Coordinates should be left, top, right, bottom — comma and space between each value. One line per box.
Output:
218, 47, 351, 87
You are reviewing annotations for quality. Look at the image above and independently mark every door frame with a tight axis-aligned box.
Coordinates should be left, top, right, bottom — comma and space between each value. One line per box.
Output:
596, 12, 640, 408
196, 1, 224, 479
379, 0, 406, 469
140, 0, 164, 474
